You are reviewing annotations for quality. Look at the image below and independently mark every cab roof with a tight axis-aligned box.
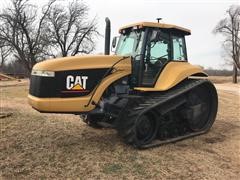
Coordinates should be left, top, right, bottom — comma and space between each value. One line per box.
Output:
119, 22, 191, 35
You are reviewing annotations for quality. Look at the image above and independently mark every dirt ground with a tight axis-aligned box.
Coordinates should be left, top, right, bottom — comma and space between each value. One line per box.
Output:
0, 77, 240, 179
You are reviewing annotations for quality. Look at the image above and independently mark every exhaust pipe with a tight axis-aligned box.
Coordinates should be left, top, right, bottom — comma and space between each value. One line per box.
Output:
104, 17, 111, 55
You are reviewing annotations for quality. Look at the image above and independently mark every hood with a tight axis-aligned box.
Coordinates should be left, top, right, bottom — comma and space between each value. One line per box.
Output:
33, 55, 131, 72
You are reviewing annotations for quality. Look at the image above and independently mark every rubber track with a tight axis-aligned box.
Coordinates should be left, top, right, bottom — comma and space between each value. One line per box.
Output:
118, 79, 214, 149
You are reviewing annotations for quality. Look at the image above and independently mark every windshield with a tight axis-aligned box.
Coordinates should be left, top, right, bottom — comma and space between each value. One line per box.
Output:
115, 30, 144, 56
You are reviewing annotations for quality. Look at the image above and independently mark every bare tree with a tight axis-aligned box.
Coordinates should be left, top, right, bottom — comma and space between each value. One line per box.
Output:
0, 0, 56, 75
45, 0, 99, 57
213, 5, 240, 83
0, 40, 12, 69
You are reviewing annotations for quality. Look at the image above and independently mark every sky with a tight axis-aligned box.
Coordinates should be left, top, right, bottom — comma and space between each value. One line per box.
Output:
85, 0, 239, 69
0, 0, 239, 69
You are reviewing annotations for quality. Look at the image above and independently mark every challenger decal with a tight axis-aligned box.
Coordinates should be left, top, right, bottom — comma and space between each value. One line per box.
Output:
62, 75, 89, 93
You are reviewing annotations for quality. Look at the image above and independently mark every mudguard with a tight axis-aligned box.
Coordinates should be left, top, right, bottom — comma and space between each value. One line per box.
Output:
134, 61, 207, 91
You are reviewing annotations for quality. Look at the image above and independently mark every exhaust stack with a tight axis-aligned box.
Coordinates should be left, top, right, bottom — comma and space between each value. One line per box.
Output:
104, 17, 111, 55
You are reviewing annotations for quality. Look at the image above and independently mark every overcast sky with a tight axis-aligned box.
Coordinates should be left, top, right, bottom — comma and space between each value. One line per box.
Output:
1, 0, 239, 69
86, 0, 239, 69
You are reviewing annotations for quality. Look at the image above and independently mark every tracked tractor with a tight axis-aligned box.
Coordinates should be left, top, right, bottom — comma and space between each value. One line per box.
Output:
28, 18, 218, 149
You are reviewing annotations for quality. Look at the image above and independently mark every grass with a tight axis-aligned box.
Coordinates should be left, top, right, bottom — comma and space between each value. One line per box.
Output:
102, 163, 123, 174
0, 77, 240, 179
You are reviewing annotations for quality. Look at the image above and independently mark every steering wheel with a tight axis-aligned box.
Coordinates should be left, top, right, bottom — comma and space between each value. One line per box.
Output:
158, 54, 168, 59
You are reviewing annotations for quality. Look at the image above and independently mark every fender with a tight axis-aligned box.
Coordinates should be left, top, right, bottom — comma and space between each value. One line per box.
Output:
134, 61, 207, 91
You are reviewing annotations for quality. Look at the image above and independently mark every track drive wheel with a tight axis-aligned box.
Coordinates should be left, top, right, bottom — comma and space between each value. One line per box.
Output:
186, 82, 218, 132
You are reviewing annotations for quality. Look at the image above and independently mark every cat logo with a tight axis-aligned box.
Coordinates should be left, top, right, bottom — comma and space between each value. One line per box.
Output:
63, 75, 89, 93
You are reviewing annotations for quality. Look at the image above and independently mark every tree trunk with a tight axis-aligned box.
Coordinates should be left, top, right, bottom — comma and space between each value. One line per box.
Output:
232, 64, 238, 83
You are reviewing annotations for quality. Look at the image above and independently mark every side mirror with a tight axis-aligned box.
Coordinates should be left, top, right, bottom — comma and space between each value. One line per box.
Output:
111, 36, 119, 52
112, 36, 118, 48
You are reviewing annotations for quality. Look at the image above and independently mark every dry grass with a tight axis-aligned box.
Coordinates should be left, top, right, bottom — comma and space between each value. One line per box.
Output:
0, 79, 28, 88
0, 78, 240, 179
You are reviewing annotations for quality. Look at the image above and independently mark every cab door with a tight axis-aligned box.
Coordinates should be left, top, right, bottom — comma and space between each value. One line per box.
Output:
141, 29, 171, 86
140, 29, 188, 87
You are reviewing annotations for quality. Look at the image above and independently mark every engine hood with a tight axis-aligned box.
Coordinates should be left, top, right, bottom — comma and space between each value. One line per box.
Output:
33, 55, 131, 71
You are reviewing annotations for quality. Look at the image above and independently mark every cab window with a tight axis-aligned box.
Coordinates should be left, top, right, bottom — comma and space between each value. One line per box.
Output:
172, 36, 187, 60
116, 31, 143, 57
150, 40, 169, 61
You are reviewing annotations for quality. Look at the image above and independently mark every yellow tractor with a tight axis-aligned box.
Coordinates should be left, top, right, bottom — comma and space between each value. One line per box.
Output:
28, 18, 218, 148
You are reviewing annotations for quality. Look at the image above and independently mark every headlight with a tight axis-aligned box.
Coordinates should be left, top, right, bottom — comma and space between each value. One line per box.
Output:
31, 70, 55, 77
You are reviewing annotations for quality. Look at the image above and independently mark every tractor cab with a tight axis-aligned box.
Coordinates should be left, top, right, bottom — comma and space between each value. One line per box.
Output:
113, 22, 191, 87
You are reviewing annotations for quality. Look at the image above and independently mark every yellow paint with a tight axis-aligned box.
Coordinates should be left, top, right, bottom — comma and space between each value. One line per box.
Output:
28, 71, 131, 112
28, 56, 131, 113
28, 56, 206, 113
134, 61, 207, 92
71, 84, 83, 90
33, 55, 130, 71
119, 22, 191, 35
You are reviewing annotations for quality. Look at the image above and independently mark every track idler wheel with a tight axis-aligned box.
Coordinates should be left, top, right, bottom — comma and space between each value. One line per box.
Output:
118, 103, 159, 148
135, 114, 158, 146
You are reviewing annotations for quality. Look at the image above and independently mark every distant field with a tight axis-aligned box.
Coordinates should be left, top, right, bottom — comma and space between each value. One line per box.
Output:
208, 76, 240, 84
0, 77, 240, 179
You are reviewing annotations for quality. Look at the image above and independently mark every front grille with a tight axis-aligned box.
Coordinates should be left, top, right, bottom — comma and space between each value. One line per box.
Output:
29, 75, 59, 97
29, 68, 108, 98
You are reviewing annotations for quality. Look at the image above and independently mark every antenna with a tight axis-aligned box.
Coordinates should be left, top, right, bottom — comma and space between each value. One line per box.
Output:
156, 18, 162, 23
